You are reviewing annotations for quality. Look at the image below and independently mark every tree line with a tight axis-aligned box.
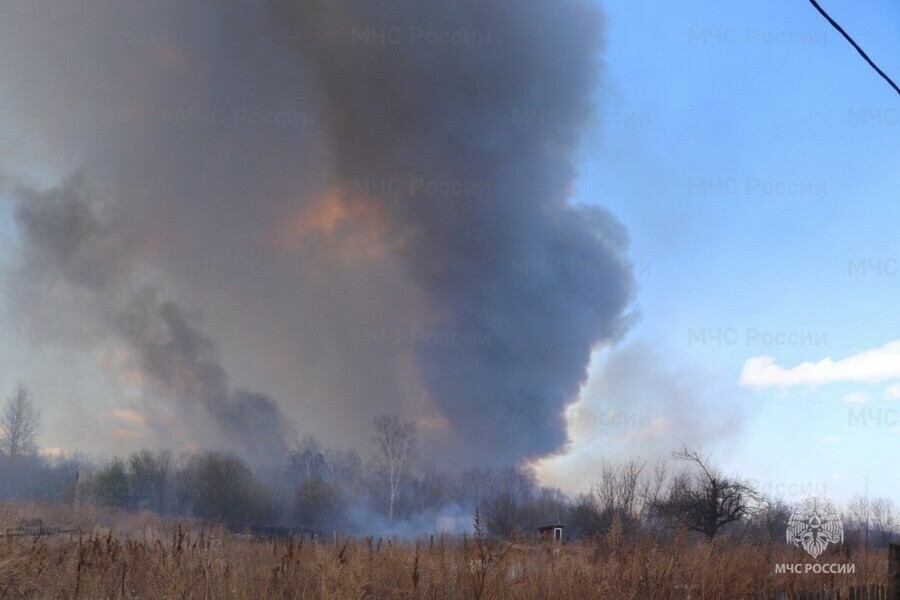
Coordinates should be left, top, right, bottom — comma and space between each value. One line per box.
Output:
0, 384, 896, 545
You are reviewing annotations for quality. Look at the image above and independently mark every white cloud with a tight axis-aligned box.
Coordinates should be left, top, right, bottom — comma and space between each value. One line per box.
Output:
740, 340, 900, 388
841, 392, 869, 404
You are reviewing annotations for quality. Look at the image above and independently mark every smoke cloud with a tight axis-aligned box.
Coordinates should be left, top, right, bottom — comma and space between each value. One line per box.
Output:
536, 343, 747, 490
0, 0, 634, 466
12, 177, 289, 464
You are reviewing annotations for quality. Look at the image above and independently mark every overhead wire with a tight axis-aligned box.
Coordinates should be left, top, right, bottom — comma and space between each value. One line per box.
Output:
807, 0, 899, 96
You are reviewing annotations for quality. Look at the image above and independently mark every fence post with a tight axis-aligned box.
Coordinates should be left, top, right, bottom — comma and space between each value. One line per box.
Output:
889, 544, 900, 600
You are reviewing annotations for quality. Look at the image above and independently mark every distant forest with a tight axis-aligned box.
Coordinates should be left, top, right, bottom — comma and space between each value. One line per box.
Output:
0, 385, 895, 545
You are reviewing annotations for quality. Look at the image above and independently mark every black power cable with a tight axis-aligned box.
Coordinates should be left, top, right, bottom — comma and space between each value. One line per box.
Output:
807, 0, 900, 96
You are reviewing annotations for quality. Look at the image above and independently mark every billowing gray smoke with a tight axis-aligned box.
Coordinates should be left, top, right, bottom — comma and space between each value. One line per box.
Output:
282, 0, 635, 461
0, 0, 633, 466
12, 178, 288, 464
116, 294, 289, 463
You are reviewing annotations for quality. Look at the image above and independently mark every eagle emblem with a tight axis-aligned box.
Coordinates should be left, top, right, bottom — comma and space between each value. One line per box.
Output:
786, 497, 843, 559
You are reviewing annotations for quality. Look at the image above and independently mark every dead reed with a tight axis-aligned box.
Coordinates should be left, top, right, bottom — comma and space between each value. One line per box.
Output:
0, 503, 888, 599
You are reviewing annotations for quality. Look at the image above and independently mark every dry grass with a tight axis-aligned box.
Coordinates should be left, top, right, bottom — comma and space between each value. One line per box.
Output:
0, 503, 888, 599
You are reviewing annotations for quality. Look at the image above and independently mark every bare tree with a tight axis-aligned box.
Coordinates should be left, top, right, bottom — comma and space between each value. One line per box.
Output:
846, 493, 870, 544
372, 415, 417, 521
639, 458, 670, 530
574, 459, 645, 537
595, 460, 644, 525
289, 435, 325, 483
481, 467, 539, 538
482, 490, 526, 538
847, 494, 897, 547
1, 383, 41, 492
654, 447, 759, 540
869, 497, 897, 547
745, 497, 792, 542
322, 447, 362, 485
128, 449, 172, 512
295, 476, 344, 531
176, 452, 275, 530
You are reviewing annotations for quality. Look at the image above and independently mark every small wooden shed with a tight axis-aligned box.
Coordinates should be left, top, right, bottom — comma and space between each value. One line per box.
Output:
537, 524, 564, 542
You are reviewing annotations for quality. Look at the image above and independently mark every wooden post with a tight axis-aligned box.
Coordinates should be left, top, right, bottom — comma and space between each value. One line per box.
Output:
889, 544, 900, 600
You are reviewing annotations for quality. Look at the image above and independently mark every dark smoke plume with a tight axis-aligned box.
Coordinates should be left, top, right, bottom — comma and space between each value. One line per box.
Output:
1, 0, 634, 465
279, 0, 635, 461
116, 292, 289, 463
11, 178, 289, 464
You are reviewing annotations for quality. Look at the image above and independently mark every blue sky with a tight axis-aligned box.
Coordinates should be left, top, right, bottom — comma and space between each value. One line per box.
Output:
553, 0, 899, 502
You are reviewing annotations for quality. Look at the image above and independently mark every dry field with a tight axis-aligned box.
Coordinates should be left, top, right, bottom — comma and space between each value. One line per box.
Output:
0, 503, 889, 599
